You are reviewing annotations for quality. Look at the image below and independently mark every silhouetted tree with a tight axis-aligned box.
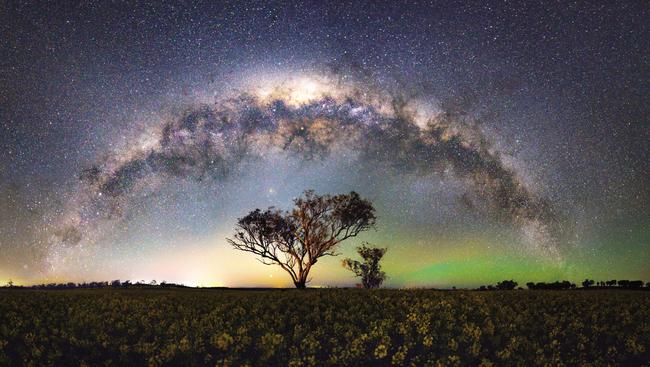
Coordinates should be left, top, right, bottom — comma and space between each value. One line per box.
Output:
6, 279, 13, 288
632, 280, 644, 288
342, 243, 387, 289
582, 279, 594, 288
620, 280, 644, 289
527, 281, 574, 290
228, 190, 376, 289
606, 279, 617, 287
496, 280, 518, 290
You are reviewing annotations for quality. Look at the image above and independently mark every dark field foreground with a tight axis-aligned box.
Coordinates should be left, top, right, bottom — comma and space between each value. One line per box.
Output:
1, 289, 649, 366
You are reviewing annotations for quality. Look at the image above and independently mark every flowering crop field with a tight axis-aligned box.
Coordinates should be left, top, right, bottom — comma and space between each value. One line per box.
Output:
1, 289, 648, 366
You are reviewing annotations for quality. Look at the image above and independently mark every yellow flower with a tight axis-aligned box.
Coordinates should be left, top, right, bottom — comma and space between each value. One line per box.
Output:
213, 332, 234, 350
374, 344, 388, 359
423, 335, 434, 347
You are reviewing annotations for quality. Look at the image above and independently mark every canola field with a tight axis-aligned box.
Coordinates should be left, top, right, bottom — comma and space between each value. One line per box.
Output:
1, 288, 648, 366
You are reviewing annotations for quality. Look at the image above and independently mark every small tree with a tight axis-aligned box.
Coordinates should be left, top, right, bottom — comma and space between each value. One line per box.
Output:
582, 279, 594, 288
496, 280, 518, 290
628, 280, 644, 288
342, 243, 387, 289
228, 190, 376, 289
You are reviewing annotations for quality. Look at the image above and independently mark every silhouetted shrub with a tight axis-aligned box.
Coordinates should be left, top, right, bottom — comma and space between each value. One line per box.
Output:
496, 280, 518, 290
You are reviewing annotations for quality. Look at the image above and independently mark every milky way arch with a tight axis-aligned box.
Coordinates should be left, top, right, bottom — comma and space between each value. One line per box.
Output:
49, 74, 563, 270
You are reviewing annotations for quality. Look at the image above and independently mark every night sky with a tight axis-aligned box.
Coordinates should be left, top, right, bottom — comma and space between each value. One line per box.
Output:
1, 1, 649, 287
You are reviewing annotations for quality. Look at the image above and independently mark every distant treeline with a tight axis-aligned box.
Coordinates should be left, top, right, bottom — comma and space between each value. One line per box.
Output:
476, 279, 650, 291
1, 280, 190, 290
3, 278, 650, 290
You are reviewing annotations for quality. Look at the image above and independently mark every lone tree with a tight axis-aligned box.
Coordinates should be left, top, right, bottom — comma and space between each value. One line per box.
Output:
496, 280, 518, 290
227, 190, 376, 289
342, 243, 388, 289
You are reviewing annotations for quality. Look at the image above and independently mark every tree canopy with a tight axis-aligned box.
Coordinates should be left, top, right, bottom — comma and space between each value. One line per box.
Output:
342, 243, 388, 289
227, 190, 376, 288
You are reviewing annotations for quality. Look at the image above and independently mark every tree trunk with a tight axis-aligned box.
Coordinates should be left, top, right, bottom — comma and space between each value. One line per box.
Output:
294, 267, 309, 289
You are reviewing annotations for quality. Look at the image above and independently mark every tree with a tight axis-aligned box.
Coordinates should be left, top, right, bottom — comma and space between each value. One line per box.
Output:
496, 280, 518, 290
6, 279, 13, 288
631, 280, 644, 288
228, 190, 376, 289
527, 281, 574, 290
623, 280, 644, 289
582, 279, 594, 288
342, 243, 388, 289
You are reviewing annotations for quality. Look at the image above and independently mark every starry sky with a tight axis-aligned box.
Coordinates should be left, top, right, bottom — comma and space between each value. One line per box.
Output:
1, 1, 649, 287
